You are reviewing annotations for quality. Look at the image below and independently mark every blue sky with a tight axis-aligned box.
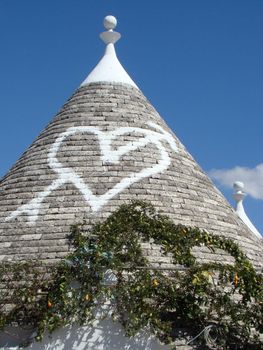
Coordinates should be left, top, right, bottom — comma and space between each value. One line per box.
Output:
0, 1, 262, 234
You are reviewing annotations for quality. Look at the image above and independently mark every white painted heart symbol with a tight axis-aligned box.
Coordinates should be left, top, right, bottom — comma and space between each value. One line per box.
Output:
6, 122, 178, 224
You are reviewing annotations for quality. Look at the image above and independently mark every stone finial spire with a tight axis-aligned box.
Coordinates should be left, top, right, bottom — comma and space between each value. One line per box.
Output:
81, 15, 138, 88
233, 181, 262, 239
100, 15, 121, 44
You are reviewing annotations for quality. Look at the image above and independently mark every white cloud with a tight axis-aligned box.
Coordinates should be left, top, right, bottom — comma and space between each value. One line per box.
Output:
209, 163, 263, 200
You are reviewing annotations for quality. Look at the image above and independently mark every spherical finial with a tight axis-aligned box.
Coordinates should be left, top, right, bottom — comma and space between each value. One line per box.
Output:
233, 181, 246, 203
233, 181, 244, 191
103, 15, 117, 30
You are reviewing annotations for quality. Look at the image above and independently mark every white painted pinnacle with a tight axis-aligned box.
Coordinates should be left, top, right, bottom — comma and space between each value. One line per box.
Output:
81, 15, 138, 89
100, 15, 121, 45
233, 181, 262, 239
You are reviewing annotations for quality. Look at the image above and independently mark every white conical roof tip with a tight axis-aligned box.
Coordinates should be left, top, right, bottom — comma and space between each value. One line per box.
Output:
103, 15, 117, 30
81, 15, 138, 89
233, 181, 262, 239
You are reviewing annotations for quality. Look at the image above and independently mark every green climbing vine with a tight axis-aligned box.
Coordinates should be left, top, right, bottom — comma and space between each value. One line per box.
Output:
0, 201, 262, 349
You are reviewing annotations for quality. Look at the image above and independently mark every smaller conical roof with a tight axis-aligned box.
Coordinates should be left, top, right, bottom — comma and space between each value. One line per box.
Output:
233, 181, 261, 239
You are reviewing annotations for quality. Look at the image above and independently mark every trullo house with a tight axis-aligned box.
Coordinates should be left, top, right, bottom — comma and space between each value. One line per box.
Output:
0, 15, 262, 350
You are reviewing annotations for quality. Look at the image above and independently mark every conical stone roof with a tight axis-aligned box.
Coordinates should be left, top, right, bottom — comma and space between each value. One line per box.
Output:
0, 17, 262, 270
